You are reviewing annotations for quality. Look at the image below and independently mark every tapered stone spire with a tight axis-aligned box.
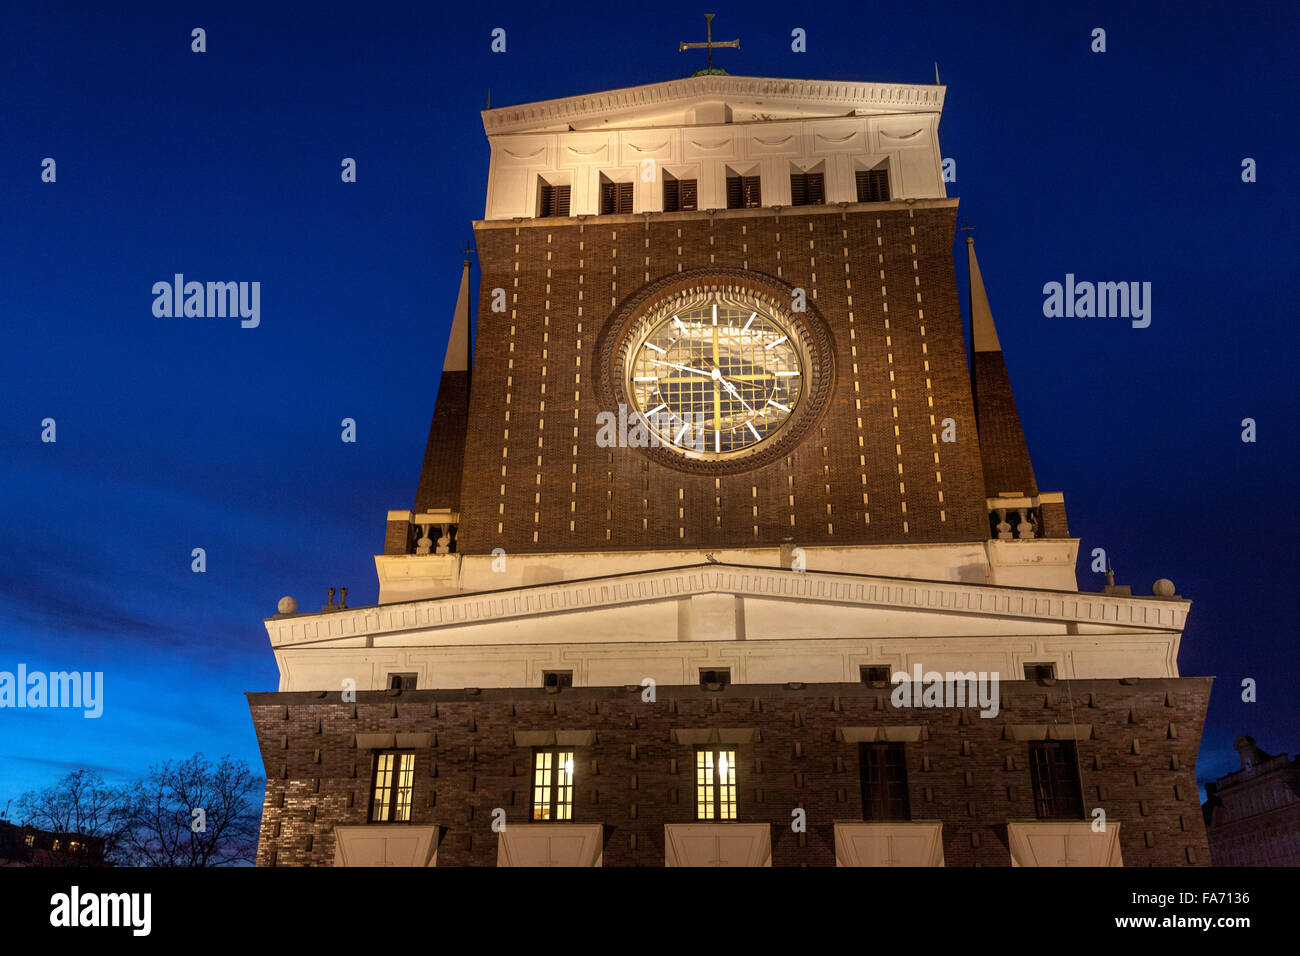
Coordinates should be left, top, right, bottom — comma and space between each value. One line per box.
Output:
968, 237, 1038, 497
413, 258, 472, 513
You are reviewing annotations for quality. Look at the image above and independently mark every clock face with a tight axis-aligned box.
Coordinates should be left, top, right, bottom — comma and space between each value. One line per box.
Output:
626, 297, 804, 458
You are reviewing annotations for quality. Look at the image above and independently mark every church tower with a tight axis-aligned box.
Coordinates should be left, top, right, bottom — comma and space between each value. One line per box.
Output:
248, 55, 1211, 867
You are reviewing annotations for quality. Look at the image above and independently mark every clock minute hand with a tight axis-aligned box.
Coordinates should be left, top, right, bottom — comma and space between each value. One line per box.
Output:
651, 360, 711, 377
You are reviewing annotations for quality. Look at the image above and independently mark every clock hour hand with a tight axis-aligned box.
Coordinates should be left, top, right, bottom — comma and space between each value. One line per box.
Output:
719, 377, 755, 414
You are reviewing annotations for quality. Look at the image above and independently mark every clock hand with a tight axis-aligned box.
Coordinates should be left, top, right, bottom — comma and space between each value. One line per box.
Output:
650, 359, 711, 377
719, 377, 756, 414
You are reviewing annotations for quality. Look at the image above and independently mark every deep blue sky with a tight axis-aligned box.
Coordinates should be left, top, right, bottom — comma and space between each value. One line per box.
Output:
1, 0, 1295, 812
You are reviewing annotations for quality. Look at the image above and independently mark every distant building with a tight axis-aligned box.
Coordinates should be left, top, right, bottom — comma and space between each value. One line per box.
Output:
0, 820, 105, 867
1203, 737, 1300, 866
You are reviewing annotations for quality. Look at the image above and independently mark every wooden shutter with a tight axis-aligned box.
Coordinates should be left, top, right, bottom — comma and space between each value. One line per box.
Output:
807, 171, 825, 205
680, 179, 698, 210
555, 185, 570, 216
790, 172, 808, 206
539, 183, 555, 217
741, 175, 761, 208
856, 168, 890, 203
663, 179, 680, 212
616, 181, 633, 214
600, 181, 616, 215
726, 176, 743, 209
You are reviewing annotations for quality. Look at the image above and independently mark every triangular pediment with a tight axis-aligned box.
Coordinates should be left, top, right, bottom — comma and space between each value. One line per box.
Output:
482, 75, 945, 135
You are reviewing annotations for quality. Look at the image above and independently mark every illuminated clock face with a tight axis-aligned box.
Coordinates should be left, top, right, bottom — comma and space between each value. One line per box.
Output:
626, 298, 805, 458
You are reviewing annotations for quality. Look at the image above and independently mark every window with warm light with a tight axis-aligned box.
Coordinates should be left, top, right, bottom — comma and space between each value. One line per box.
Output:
696, 748, 737, 820
532, 749, 575, 821
370, 750, 415, 823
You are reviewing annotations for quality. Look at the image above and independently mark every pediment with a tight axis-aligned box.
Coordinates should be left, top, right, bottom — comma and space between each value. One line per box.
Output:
483, 75, 945, 136
268, 563, 1187, 651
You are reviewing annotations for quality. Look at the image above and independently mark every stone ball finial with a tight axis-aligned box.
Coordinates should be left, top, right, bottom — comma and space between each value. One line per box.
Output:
1152, 579, 1176, 597
277, 595, 298, 614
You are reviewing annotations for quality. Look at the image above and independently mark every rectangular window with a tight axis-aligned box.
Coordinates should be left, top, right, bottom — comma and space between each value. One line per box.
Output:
860, 665, 891, 683
663, 177, 698, 212
538, 182, 570, 218
699, 668, 730, 689
859, 743, 911, 821
387, 672, 416, 691
1024, 662, 1056, 681
1028, 741, 1084, 819
542, 670, 573, 689
790, 171, 825, 206
531, 749, 575, 820
696, 748, 737, 820
726, 174, 761, 209
600, 181, 633, 215
855, 167, 890, 203
370, 751, 415, 822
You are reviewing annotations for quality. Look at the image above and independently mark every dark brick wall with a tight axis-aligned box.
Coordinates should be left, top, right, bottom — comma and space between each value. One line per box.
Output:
973, 350, 1038, 497
454, 203, 993, 555
249, 676, 1212, 867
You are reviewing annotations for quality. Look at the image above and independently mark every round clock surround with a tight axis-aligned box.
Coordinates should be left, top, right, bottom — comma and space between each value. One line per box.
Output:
598, 269, 835, 475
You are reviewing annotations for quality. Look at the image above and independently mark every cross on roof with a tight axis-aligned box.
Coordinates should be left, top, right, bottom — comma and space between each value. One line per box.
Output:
680, 14, 739, 76
957, 218, 977, 237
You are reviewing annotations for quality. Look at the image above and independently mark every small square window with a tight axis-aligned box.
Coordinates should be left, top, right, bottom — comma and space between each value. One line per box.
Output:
387, 673, 417, 691
1024, 663, 1056, 681
699, 668, 730, 689
860, 665, 891, 683
542, 670, 573, 689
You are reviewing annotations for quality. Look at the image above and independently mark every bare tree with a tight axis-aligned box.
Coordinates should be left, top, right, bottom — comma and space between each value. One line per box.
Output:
122, 754, 261, 866
15, 770, 134, 865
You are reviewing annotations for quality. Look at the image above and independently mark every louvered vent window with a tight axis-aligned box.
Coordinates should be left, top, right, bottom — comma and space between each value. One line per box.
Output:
663, 178, 698, 212
790, 171, 825, 206
600, 181, 633, 214
726, 174, 761, 209
538, 182, 570, 218
855, 167, 890, 203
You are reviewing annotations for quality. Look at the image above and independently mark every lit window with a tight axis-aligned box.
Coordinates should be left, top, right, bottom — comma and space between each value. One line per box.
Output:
24, 835, 34, 847
370, 751, 415, 822
696, 748, 737, 820
532, 749, 575, 820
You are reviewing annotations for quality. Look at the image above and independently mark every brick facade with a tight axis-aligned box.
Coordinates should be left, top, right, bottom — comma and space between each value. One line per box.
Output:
455, 202, 993, 555
250, 677, 1212, 867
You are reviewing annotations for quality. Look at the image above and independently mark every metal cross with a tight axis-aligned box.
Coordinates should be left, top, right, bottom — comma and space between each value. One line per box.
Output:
957, 218, 977, 237
460, 240, 476, 263
680, 14, 739, 75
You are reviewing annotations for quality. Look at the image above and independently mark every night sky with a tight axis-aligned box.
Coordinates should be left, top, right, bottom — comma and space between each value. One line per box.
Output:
1, 0, 1295, 813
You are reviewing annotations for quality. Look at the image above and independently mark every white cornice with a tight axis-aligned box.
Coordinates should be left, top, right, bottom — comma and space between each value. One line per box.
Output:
265, 563, 1188, 649
482, 75, 946, 135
